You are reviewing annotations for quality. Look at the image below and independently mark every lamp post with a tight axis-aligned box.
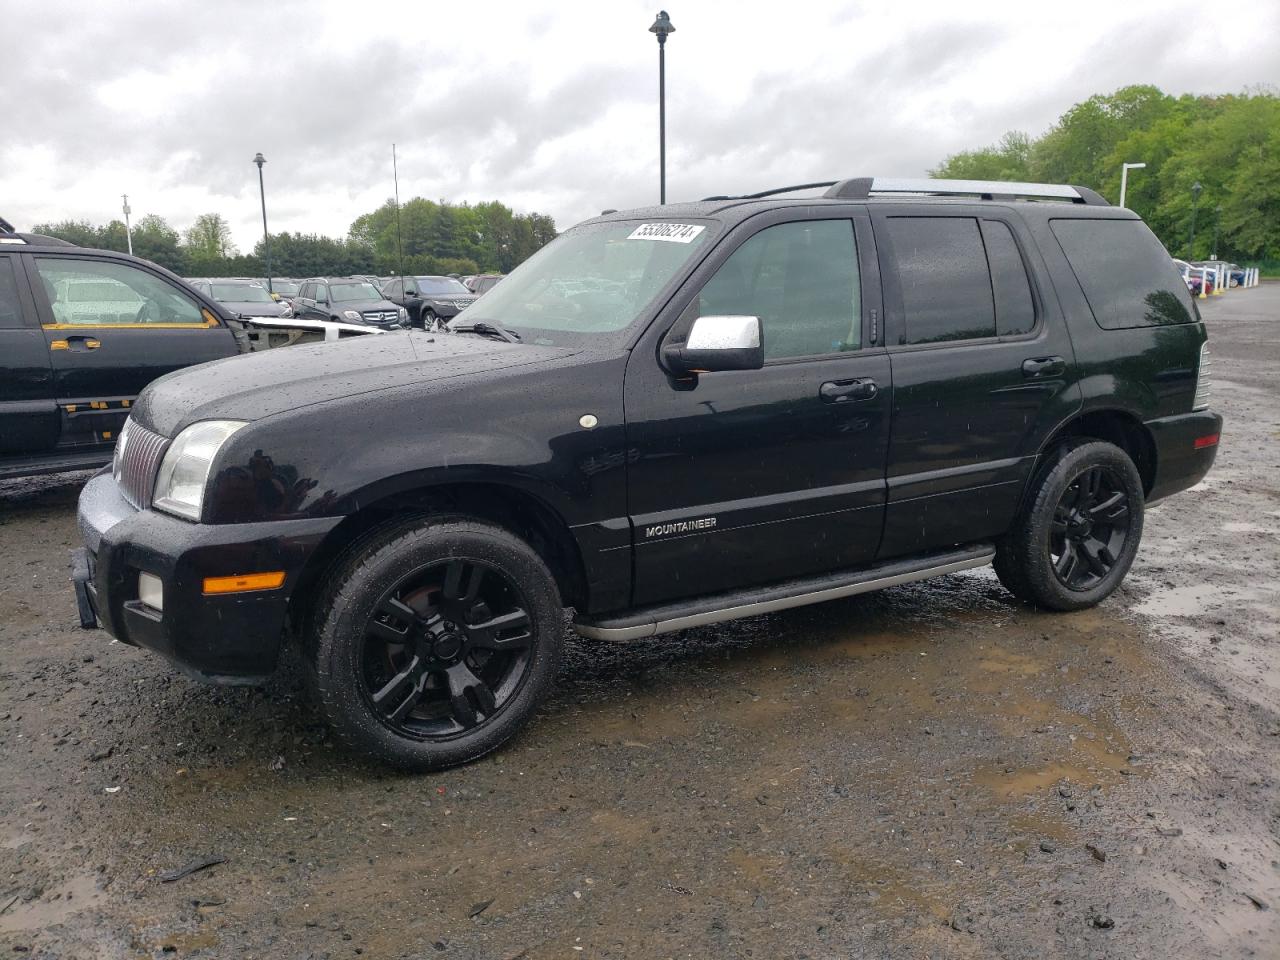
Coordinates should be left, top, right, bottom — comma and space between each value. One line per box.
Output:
1119, 162, 1146, 210
253, 152, 272, 294
1211, 204, 1222, 261
121, 194, 133, 256
1187, 180, 1202, 261
649, 10, 675, 205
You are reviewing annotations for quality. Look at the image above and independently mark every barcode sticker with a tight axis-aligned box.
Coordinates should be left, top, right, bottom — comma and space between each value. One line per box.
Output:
626, 223, 705, 243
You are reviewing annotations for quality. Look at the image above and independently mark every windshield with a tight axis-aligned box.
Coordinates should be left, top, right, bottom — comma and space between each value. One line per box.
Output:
415, 277, 469, 295
454, 219, 714, 346
211, 282, 273, 303
331, 282, 383, 302
471, 275, 502, 293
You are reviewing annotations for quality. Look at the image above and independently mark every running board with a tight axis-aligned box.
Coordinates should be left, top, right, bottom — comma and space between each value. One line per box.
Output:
574, 543, 995, 642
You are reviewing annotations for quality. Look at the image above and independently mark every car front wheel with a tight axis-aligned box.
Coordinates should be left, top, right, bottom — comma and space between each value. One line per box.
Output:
311, 517, 564, 770
994, 439, 1145, 611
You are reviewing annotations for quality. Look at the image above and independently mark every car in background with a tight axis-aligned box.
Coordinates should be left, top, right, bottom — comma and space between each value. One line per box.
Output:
1172, 259, 1214, 295
381, 275, 477, 328
466, 273, 505, 295
291, 278, 408, 329
265, 278, 302, 303
190, 278, 292, 318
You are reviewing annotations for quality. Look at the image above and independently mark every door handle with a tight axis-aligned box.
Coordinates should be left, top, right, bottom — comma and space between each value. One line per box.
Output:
820, 378, 878, 403
1021, 356, 1064, 378
57, 335, 102, 352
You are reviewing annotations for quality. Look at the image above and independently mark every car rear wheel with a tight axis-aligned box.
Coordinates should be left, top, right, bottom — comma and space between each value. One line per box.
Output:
422, 309, 439, 330
311, 517, 564, 770
994, 439, 1145, 611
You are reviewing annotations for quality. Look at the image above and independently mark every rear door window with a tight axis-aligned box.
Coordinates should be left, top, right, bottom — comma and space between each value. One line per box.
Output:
887, 217, 995, 344
1050, 218, 1194, 328
980, 220, 1036, 337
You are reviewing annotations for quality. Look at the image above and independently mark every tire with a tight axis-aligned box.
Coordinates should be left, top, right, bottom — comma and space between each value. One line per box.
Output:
311, 516, 564, 771
422, 309, 438, 331
994, 439, 1144, 611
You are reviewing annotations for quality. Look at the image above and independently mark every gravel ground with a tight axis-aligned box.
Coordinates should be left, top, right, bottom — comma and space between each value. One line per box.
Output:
1, 287, 1276, 959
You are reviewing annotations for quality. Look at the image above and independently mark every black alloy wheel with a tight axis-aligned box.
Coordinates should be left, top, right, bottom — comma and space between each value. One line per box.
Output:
312, 517, 564, 770
360, 558, 534, 739
993, 439, 1145, 611
1049, 465, 1132, 591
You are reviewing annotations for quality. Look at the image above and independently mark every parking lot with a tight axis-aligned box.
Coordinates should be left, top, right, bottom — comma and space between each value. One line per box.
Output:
0, 287, 1276, 959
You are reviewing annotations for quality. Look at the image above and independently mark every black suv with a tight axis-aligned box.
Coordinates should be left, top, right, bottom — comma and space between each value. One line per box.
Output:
0, 227, 241, 480
73, 178, 1221, 771
291, 278, 409, 329
382, 275, 477, 328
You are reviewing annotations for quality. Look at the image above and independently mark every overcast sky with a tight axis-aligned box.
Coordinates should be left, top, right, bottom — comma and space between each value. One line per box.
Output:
3, 0, 1277, 252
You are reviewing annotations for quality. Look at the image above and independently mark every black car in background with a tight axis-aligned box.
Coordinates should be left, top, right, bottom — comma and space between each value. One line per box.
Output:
190, 278, 291, 318
268, 278, 302, 304
290, 278, 408, 329
382, 275, 477, 328
1, 230, 241, 479
467, 273, 505, 294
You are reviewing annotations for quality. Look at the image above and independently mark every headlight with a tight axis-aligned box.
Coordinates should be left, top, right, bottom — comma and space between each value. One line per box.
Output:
398, 306, 408, 322
342, 309, 362, 322
152, 420, 246, 521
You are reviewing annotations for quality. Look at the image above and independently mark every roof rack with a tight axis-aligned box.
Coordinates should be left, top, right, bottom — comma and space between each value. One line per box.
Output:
823, 177, 1108, 205
703, 178, 1108, 206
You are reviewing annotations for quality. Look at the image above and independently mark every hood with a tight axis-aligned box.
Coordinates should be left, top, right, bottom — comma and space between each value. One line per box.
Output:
132, 330, 576, 437
221, 300, 290, 318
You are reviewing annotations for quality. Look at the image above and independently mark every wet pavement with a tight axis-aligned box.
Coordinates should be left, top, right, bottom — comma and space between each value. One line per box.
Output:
2, 287, 1277, 959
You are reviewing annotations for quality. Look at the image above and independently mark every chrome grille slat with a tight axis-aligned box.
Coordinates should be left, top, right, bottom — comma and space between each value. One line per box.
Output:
118, 421, 169, 510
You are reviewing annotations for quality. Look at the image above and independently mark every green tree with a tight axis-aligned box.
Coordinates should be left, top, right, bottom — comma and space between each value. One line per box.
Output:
183, 213, 237, 259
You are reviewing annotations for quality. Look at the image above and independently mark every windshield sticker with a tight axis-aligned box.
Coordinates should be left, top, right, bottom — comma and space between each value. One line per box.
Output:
627, 223, 705, 243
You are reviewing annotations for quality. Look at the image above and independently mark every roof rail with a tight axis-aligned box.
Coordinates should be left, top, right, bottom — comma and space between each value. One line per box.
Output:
823, 177, 1108, 205
702, 181, 837, 201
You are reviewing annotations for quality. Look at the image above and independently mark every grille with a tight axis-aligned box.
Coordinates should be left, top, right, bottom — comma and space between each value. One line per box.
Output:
362, 310, 399, 324
114, 419, 170, 510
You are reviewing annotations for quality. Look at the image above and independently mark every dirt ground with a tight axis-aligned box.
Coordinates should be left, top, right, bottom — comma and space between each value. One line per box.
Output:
2, 287, 1277, 960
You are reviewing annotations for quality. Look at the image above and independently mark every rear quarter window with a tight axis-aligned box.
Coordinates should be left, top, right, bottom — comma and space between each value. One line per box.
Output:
1050, 218, 1194, 329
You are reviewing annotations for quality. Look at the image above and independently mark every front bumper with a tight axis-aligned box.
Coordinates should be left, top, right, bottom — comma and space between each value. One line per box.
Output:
1145, 409, 1223, 504
75, 471, 341, 684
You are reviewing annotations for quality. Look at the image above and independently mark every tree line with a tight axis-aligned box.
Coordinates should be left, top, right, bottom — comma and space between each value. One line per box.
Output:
30, 198, 558, 279
931, 85, 1280, 264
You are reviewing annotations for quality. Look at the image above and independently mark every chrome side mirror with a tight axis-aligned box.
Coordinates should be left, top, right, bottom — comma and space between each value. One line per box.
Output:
663, 315, 764, 374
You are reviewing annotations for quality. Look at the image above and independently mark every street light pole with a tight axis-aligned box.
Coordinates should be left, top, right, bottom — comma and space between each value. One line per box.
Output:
649, 11, 675, 205
1212, 205, 1222, 261
121, 194, 133, 256
253, 152, 272, 294
1187, 180, 1202, 261
1119, 161, 1146, 210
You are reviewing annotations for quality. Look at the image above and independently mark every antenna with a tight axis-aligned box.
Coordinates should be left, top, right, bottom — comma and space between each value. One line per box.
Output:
392, 144, 404, 286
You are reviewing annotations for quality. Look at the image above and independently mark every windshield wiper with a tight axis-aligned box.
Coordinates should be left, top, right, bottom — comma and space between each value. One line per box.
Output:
450, 320, 521, 343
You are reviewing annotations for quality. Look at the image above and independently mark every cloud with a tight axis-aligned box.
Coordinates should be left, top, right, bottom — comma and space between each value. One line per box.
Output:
2, 0, 1277, 253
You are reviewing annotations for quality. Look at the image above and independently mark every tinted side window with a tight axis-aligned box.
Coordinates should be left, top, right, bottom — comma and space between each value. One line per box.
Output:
1050, 219, 1194, 329
0, 257, 25, 329
34, 258, 205, 326
981, 220, 1036, 337
888, 217, 995, 344
691, 219, 860, 360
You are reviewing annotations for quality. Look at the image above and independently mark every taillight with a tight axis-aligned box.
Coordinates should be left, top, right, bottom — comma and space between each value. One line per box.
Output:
1192, 341, 1211, 411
